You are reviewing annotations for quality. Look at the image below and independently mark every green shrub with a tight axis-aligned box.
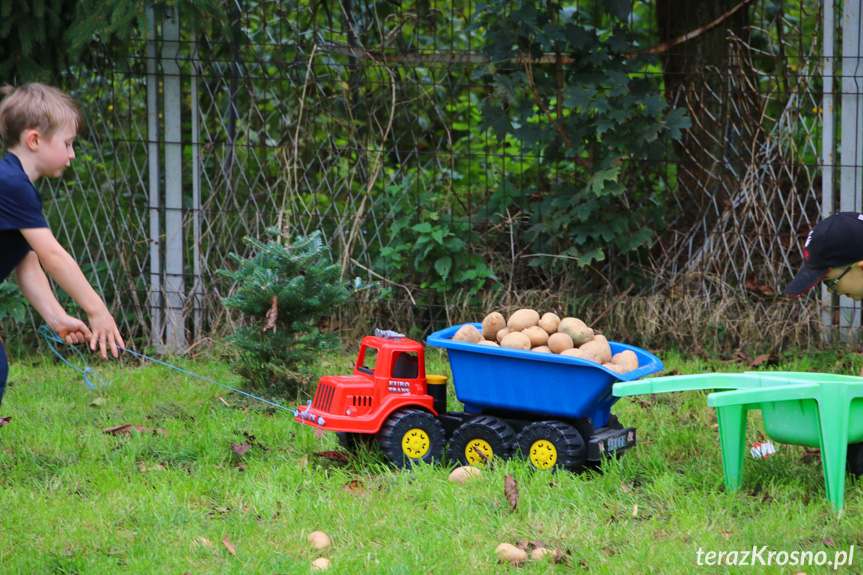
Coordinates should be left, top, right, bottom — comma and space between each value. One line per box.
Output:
219, 229, 350, 397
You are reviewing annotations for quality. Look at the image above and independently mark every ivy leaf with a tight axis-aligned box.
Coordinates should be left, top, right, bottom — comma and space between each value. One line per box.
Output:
602, 0, 632, 20
587, 167, 621, 196
411, 222, 434, 234
666, 107, 692, 140
434, 257, 452, 280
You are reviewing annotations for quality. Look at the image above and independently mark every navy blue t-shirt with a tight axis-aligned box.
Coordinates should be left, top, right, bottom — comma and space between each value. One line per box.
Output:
0, 153, 49, 282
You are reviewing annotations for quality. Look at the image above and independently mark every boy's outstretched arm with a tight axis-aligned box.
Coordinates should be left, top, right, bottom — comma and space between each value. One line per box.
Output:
20, 228, 125, 358
14, 252, 92, 344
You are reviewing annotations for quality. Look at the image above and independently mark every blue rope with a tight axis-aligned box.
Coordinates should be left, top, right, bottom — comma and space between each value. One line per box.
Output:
39, 325, 293, 412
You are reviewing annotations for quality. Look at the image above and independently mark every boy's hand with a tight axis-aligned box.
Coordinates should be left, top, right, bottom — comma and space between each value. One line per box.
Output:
51, 314, 92, 345
87, 311, 125, 358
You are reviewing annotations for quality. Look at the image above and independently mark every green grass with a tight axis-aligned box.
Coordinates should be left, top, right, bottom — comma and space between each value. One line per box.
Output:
1, 347, 863, 573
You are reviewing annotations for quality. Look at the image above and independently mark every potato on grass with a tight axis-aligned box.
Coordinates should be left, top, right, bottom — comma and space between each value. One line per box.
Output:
507, 309, 540, 331
453, 324, 482, 343
449, 465, 482, 484
495, 543, 528, 562
481, 312, 506, 340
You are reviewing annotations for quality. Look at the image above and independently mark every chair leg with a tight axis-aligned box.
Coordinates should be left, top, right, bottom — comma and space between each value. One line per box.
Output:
716, 405, 748, 492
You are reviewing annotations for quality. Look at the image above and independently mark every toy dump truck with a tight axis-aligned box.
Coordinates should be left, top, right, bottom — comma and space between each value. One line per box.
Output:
294, 324, 663, 472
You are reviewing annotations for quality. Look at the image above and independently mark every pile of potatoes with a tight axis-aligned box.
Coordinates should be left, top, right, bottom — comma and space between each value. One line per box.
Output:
451, 309, 639, 374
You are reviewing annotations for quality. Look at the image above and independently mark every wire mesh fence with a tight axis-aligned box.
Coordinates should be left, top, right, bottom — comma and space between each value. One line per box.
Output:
8, 0, 859, 352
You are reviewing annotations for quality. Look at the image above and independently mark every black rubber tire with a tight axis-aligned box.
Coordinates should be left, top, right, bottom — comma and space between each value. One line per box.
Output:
515, 420, 587, 472
448, 416, 516, 467
376, 408, 446, 468
336, 432, 373, 451
848, 442, 863, 477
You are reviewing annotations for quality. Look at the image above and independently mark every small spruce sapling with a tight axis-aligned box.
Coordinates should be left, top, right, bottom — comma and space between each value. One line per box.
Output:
219, 229, 350, 397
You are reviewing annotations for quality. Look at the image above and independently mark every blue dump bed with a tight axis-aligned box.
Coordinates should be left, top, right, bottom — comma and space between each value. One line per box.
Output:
426, 323, 664, 428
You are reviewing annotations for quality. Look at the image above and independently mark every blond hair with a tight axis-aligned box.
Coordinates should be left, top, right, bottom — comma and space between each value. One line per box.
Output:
0, 83, 83, 149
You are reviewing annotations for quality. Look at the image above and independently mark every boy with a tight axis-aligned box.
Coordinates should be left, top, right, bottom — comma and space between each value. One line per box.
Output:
0, 83, 124, 407
784, 211, 863, 300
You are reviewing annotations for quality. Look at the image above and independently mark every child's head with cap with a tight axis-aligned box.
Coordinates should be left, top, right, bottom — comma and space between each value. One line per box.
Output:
785, 212, 863, 298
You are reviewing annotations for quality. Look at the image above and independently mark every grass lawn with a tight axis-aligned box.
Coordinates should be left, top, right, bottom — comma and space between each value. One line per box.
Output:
1, 344, 862, 573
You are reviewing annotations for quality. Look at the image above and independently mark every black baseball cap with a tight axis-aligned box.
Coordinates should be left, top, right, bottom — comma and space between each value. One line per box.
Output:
785, 212, 863, 296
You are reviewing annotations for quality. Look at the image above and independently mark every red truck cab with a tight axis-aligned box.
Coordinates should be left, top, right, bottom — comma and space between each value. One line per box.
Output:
295, 333, 437, 434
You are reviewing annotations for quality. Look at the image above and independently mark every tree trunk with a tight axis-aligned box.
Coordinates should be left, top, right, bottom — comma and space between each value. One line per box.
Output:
656, 0, 758, 225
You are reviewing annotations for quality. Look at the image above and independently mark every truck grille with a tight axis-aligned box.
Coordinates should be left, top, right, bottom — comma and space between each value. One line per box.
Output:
352, 396, 373, 407
313, 383, 335, 412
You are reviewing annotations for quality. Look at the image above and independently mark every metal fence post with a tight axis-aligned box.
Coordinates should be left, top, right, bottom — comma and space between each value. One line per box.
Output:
146, 5, 163, 351
840, 0, 863, 334
162, 10, 186, 351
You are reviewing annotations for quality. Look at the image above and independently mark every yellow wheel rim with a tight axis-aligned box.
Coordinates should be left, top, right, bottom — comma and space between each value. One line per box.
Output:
402, 428, 431, 458
464, 439, 494, 465
528, 439, 557, 470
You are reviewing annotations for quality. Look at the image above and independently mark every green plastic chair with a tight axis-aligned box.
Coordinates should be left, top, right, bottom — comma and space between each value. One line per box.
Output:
613, 372, 863, 510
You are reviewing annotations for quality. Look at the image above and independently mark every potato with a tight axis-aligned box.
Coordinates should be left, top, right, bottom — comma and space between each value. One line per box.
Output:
477, 339, 500, 347
538, 312, 561, 334
495, 327, 511, 343
311, 557, 331, 570
561, 348, 589, 360
603, 362, 627, 374
547, 332, 574, 354
308, 531, 331, 550
580, 338, 611, 364
481, 312, 506, 340
452, 324, 482, 343
611, 349, 639, 372
495, 543, 528, 563
523, 325, 549, 347
500, 331, 531, 350
507, 309, 539, 332
449, 465, 482, 484
531, 547, 560, 561
531, 346, 551, 353
558, 317, 594, 346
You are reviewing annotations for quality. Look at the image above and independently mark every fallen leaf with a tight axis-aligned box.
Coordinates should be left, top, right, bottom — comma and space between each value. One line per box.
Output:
619, 482, 632, 493
137, 462, 167, 472
262, 296, 278, 333
734, 350, 753, 363
720, 531, 732, 540
104, 424, 168, 436
0, 416, 11, 427
504, 473, 519, 513
632, 504, 638, 517
313, 428, 327, 440
822, 538, 835, 547
297, 455, 309, 468
341, 480, 367, 495
219, 397, 230, 407
313, 451, 350, 464
751, 353, 779, 368
191, 537, 213, 549
90, 397, 107, 407
222, 535, 237, 555
230, 442, 251, 456
472, 445, 491, 467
